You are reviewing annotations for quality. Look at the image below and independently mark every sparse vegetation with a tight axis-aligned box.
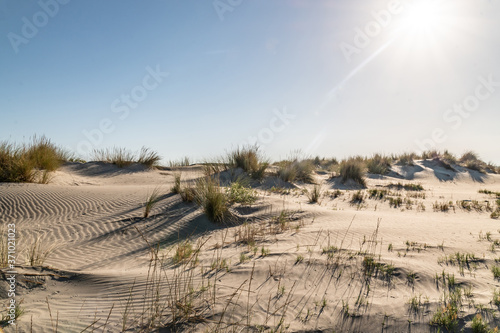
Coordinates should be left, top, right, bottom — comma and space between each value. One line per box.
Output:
407, 294, 428, 314
430, 288, 462, 331
350, 190, 364, 204
25, 237, 56, 266
172, 240, 194, 264
387, 182, 424, 191
388, 197, 402, 208
368, 188, 387, 200
471, 314, 496, 333
433, 201, 454, 212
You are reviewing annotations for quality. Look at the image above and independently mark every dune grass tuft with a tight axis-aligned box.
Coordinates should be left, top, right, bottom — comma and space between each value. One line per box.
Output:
144, 187, 162, 218
397, 152, 415, 166
308, 185, 322, 203
366, 154, 391, 175
0, 136, 70, 183
137, 147, 161, 168
195, 177, 232, 223
92, 146, 160, 168
25, 237, 56, 266
339, 158, 366, 186
228, 146, 268, 179
459, 151, 485, 172
277, 159, 315, 183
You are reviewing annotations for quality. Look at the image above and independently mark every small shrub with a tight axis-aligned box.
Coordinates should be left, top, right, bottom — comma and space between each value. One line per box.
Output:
226, 181, 257, 205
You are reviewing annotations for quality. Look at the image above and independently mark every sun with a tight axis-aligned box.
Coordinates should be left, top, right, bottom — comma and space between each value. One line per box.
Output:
403, 0, 443, 34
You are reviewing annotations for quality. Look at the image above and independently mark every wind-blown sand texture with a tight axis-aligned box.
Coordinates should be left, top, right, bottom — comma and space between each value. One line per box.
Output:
1, 160, 500, 332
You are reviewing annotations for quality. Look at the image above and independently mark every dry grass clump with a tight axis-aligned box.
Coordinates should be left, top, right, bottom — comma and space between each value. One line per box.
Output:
171, 174, 197, 202
172, 240, 194, 264
277, 159, 315, 183
441, 150, 457, 165
195, 176, 232, 223
459, 151, 485, 172
228, 146, 268, 179
308, 185, 322, 203
167, 157, 190, 168
366, 154, 391, 175
313, 156, 338, 171
25, 237, 57, 266
144, 187, 162, 218
0, 226, 8, 268
0, 136, 70, 183
420, 150, 440, 160
397, 152, 416, 166
339, 157, 366, 186
92, 146, 160, 168
137, 147, 161, 168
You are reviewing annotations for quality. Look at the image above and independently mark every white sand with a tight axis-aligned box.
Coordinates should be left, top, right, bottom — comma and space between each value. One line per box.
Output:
1, 161, 500, 332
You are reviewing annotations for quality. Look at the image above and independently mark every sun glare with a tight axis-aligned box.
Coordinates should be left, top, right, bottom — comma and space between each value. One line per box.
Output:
404, 0, 442, 33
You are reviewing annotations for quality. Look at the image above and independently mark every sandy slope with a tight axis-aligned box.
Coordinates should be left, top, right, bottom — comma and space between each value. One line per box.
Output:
1, 161, 500, 332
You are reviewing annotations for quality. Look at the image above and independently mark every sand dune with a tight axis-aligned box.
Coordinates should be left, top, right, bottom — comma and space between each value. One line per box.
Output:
1, 159, 500, 332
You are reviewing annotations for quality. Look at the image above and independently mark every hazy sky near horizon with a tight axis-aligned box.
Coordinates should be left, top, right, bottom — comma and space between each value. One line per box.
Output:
1, 0, 499, 163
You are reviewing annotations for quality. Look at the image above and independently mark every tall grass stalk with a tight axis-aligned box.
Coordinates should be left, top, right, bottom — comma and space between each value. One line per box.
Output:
144, 186, 162, 218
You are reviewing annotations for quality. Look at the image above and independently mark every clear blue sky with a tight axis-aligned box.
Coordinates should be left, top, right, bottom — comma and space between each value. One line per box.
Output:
1, 0, 499, 164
